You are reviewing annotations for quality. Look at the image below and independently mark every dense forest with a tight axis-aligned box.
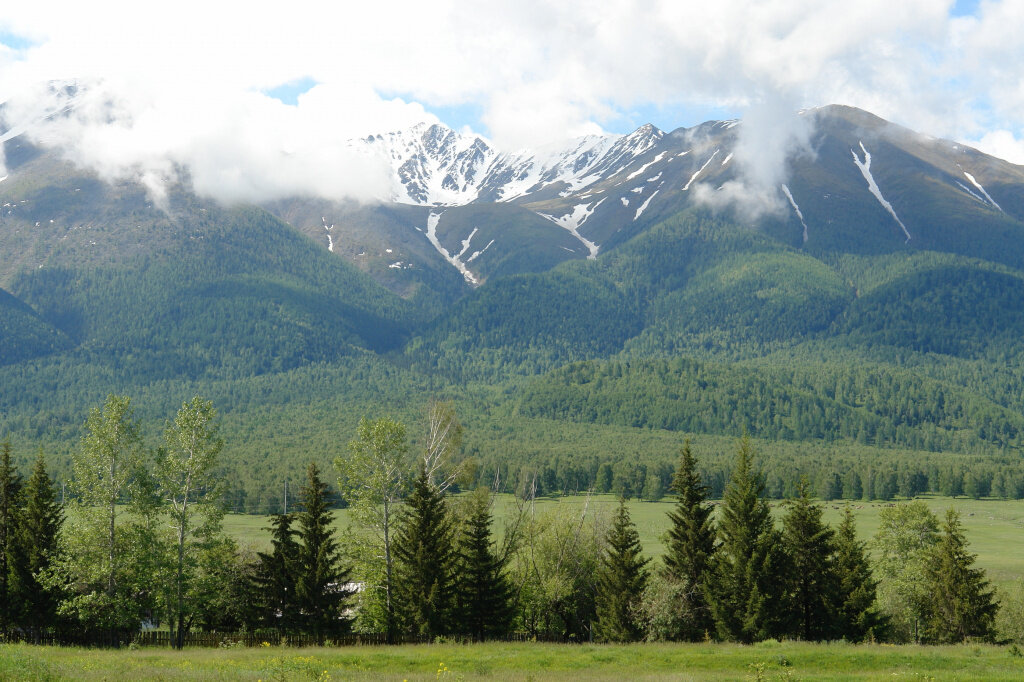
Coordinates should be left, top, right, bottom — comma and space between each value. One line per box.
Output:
0, 395, 1006, 647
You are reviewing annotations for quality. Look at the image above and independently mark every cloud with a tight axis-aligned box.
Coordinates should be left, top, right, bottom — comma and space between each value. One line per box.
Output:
0, 0, 1022, 208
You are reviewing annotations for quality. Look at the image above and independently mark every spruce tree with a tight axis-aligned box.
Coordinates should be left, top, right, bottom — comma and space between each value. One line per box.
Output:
706, 437, 787, 642
781, 480, 835, 641
661, 441, 716, 640
0, 440, 22, 633
455, 488, 514, 641
594, 498, 650, 642
9, 453, 64, 630
832, 508, 884, 642
393, 464, 456, 638
294, 462, 352, 643
921, 509, 999, 643
251, 513, 301, 633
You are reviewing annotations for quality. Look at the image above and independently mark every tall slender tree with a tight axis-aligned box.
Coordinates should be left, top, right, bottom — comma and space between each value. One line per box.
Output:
832, 507, 884, 642
337, 416, 408, 641
661, 441, 716, 640
0, 440, 23, 633
781, 479, 835, 641
294, 462, 352, 643
921, 508, 999, 643
706, 437, 787, 642
9, 452, 64, 630
157, 396, 226, 649
454, 488, 514, 641
251, 513, 300, 633
393, 463, 456, 639
594, 498, 650, 642
59, 394, 147, 629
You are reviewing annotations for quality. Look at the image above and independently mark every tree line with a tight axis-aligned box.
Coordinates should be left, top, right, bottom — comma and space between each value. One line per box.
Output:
0, 395, 1003, 646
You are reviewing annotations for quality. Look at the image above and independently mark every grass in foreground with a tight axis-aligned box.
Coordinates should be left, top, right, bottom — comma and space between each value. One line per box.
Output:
3, 641, 1024, 681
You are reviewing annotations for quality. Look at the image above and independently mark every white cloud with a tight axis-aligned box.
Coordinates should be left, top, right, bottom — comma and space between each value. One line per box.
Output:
1, 0, 1022, 206
973, 130, 1024, 166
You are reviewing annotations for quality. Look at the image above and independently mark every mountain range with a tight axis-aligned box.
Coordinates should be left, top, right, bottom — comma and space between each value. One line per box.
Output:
3, 98, 1024, 508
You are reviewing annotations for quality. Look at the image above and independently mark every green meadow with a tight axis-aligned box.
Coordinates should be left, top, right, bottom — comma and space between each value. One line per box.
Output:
223, 493, 1024, 585
5, 640, 1024, 681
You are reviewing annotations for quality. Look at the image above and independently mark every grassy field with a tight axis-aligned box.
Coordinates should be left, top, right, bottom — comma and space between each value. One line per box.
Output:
223, 493, 1024, 584
4, 640, 1024, 681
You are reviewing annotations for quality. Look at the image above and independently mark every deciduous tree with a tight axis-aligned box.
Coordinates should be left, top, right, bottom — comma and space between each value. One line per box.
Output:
157, 396, 226, 649
336, 416, 408, 640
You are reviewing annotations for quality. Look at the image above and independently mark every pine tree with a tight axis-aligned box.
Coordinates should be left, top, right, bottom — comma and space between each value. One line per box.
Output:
661, 441, 716, 640
706, 437, 787, 642
294, 462, 352, 643
251, 513, 300, 633
832, 508, 884, 642
594, 498, 650, 642
781, 480, 835, 640
921, 509, 999, 643
0, 440, 23, 633
393, 463, 456, 639
454, 488, 514, 641
9, 452, 64, 630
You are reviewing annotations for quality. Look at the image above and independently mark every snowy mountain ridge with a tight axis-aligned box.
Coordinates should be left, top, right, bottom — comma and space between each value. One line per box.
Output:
360, 121, 666, 206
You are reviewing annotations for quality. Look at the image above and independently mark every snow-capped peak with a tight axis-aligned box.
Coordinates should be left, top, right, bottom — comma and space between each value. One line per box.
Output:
353, 122, 672, 207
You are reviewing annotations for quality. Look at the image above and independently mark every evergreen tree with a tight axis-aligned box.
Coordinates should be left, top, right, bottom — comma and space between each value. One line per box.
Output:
251, 513, 300, 633
706, 437, 787, 642
661, 441, 716, 640
0, 440, 22, 633
393, 464, 456, 638
9, 453, 64, 630
594, 498, 650, 642
781, 480, 835, 640
294, 462, 352, 643
454, 488, 514, 641
832, 508, 884, 642
921, 509, 999, 643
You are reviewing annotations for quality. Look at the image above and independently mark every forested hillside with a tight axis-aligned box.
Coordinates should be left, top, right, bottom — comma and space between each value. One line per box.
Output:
4, 107, 1024, 506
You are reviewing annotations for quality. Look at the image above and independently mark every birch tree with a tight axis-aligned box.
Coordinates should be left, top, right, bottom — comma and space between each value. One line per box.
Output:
336, 416, 408, 641
156, 396, 225, 649
55, 394, 149, 628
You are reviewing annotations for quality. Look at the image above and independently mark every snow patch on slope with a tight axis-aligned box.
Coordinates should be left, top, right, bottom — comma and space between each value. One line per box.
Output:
634, 189, 659, 221
538, 199, 604, 259
467, 239, 494, 263
424, 211, 480, 285
963, 171, 1004, 213
626, 152, 667, 180
683, 150, 719, 191
851, 142, 911, 242
956, 182, 986, 204
781, 184, 808, 243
